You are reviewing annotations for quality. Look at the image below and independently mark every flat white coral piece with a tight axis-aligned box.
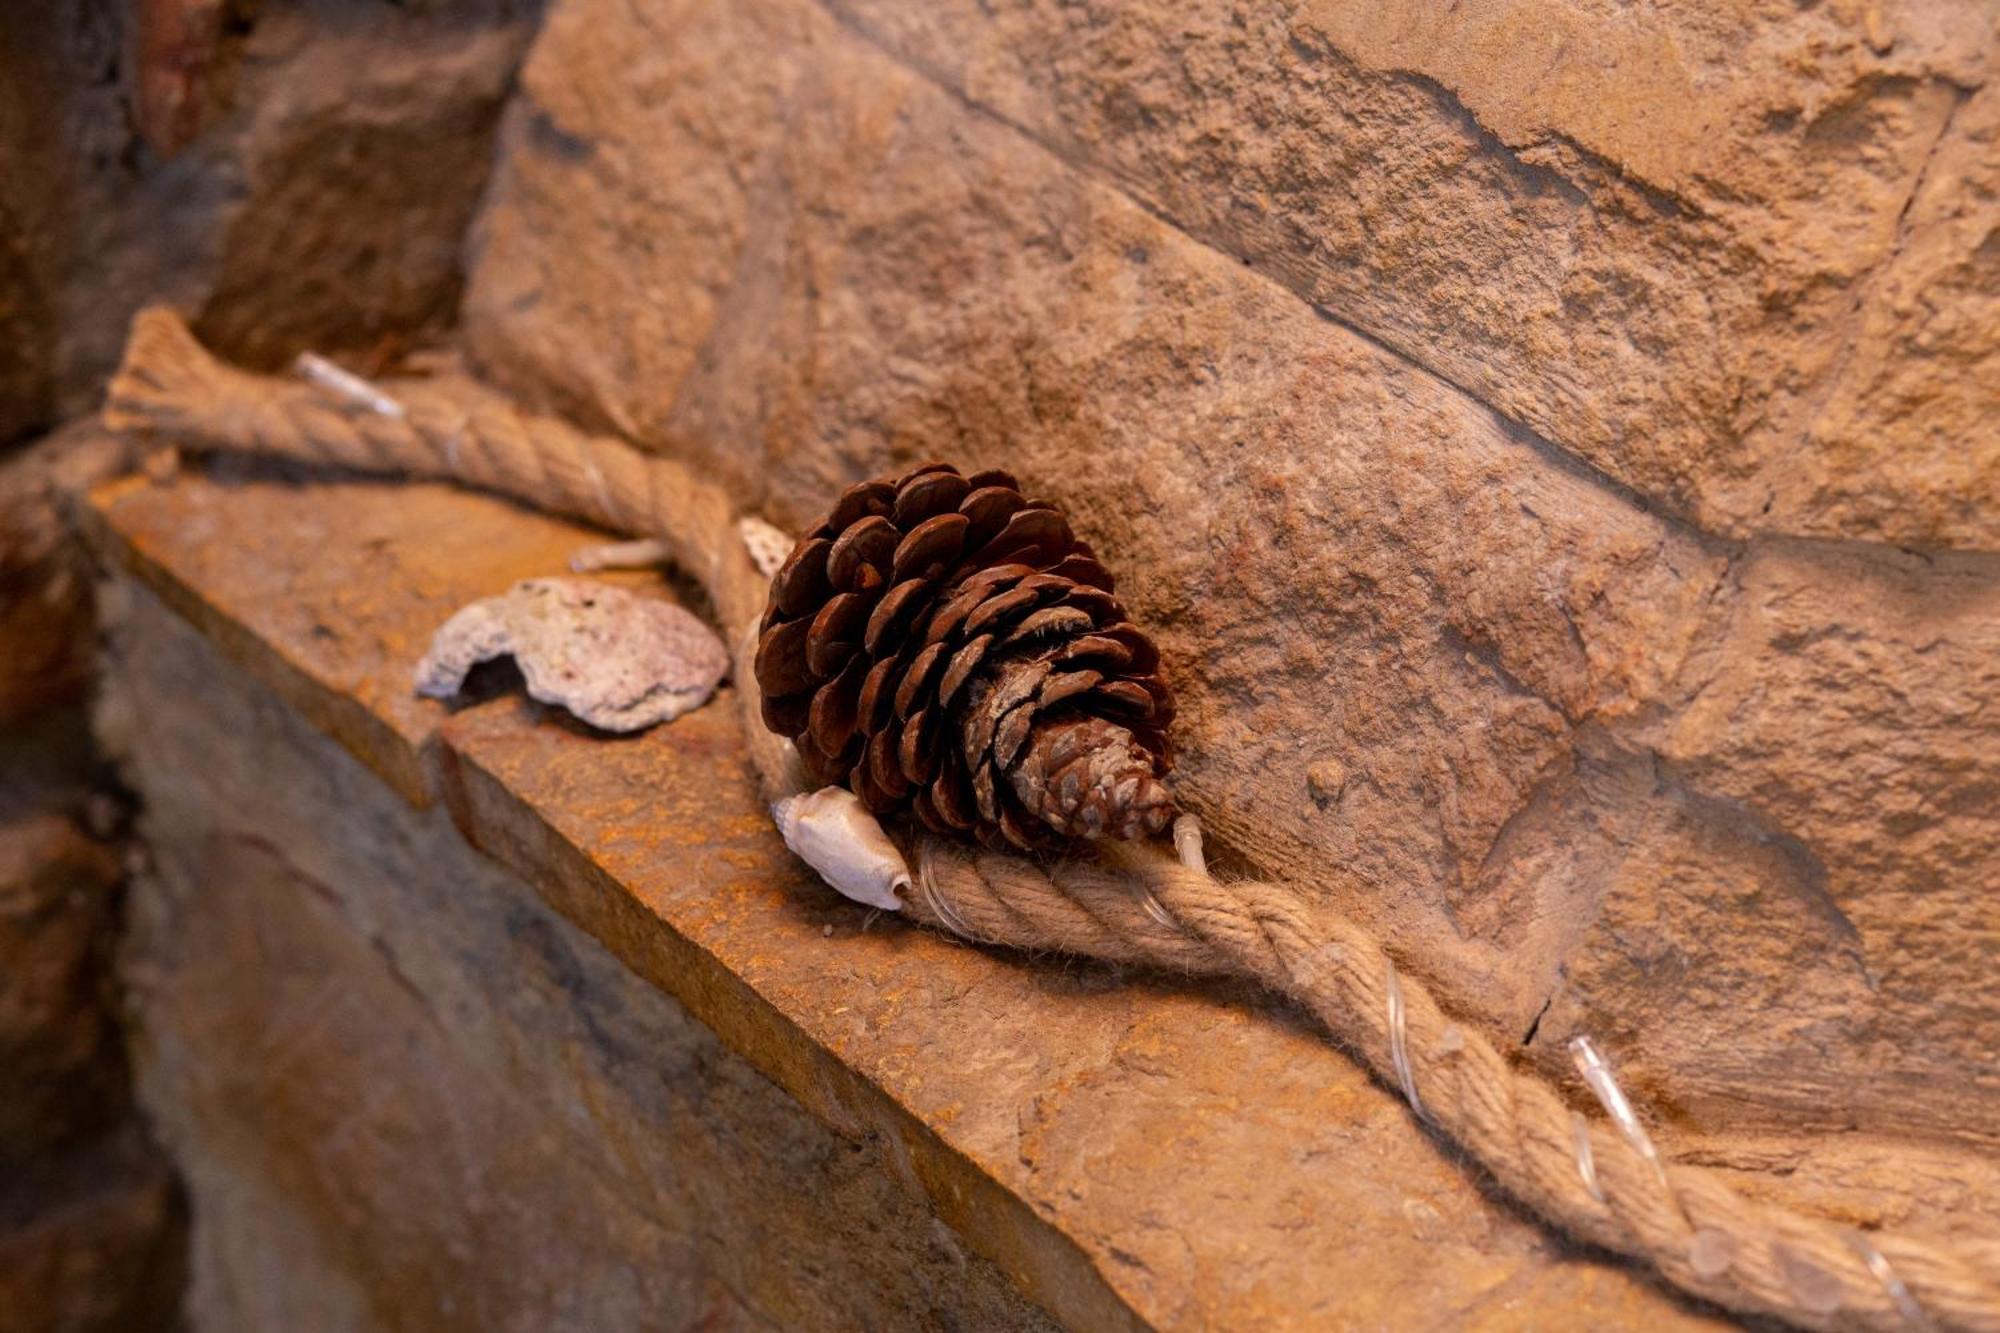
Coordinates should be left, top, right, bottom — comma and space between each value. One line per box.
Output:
414, 578, 728, 732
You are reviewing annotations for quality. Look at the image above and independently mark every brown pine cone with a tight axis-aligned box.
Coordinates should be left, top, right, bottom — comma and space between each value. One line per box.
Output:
754, 462, 1175, 850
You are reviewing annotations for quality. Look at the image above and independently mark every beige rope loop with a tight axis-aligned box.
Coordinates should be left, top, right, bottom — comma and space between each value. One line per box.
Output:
102, 307, 2000, 1333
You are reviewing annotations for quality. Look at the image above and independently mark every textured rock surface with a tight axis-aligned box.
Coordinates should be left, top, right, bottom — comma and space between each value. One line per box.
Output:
0, 419, 188, 1329
0, 1130, 185, 1333
101, 578, 1057, 1333
824, 0, 2000, 548
3, 9, 543, 1320
5, 0, 1983, 1321
1, 0, 539, 429
0, 801, 125, 1165
0, 423, 131, 725
461, 0, 2000, 1151
0, 707, 186, 1332
1628, 542, 2000, 1127
0, 4, 65, 449
90, 469, 1757, 1330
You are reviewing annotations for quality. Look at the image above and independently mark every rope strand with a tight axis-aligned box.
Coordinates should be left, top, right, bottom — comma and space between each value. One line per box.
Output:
103, 307, 2000, 1333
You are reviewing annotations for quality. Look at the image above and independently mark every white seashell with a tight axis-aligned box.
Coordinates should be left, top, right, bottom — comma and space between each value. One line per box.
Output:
771, 787, 910, 911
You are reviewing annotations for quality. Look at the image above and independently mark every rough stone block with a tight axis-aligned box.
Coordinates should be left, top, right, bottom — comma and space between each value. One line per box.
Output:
0, 1131, 185, 1333
824, 0, 1999, 547
0, 3, 68, 448
0, 423, 131, 725
0, 799, 124, 1166
460, 0, 2000, 1153
4, 0, 540, 428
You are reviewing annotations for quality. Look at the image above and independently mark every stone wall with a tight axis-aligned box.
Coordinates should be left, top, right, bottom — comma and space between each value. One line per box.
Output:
0, 4, 546, 1327
0, 0, 540, 451
461, 0, 2000, 1150
3, 0, 1995, 1326
830, 0, 2000, 549
0, 417, 181, 1333
0, 704, 185, 1332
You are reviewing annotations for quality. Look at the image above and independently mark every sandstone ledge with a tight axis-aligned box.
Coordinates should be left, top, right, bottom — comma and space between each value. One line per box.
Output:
83, 464, 1728, 1330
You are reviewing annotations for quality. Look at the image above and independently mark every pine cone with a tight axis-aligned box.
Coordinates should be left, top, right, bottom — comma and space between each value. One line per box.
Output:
754, 462, 1175, 850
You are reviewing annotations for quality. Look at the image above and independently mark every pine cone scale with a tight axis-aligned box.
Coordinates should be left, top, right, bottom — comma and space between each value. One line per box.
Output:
826, 481, 894, 533
755, 617, 815, 696
1039, 668, 1101, 709
959, 486, 1025, 544
806, 593, 867, 672
773, 537, 833, 615
899, 708, 940, 784
923, 564, 1034, 644
826, 514, 896, 588
982, 507, 1070, 561
995, 703, 1036, 770
935, 778, 978, 832
937, 635, 993, 710
894, 470, 970, 525
869, 730, 911, 798
1052, 553, 1115, 591
1007, 606, 1093, 649
891, 512, 969, 579
806, 656, 866, 759
892, 642, 947, 718
857, 655, 901, 731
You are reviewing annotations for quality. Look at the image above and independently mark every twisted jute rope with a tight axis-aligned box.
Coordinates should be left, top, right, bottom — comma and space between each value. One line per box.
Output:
104, 308, 2000, 1332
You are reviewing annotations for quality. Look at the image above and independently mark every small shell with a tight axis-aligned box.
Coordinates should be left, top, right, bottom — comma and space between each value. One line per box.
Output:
772, 786, 911, 911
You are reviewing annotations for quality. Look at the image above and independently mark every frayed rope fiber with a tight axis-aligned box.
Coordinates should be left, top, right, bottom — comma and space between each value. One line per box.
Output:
104, 307, 2000, 1332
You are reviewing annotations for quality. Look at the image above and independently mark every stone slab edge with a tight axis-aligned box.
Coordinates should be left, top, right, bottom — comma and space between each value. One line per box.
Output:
80, 474, 1150, 1332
